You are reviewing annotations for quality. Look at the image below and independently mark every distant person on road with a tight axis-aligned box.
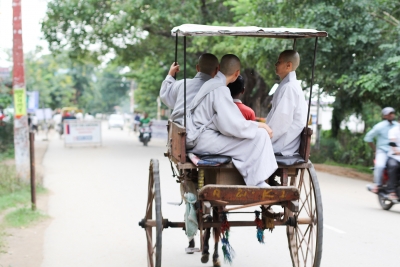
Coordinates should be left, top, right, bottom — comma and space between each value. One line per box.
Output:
364, 107, 398, 193
133, 113, 141, 132
139, 112, 152, 139
31, 114, 39, 133
84, 112, 94, 121
265, 50, 307, 156
159, 53, 219, 125
227, 75, 256, 121
139, 112, 151, 126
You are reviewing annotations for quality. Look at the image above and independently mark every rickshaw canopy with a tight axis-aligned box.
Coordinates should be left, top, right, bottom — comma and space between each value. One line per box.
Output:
171, 24, 328, 38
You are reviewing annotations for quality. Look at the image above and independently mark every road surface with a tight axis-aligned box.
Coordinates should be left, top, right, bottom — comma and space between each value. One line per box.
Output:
40, 123, 400, 267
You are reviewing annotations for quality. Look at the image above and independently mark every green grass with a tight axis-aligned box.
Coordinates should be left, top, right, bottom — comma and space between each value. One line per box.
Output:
0, 226, 6, 253
3, 207, 47, 228
0, 164, 47, 212
323, 160, 373, 174
0, 147, 14, 161
0, 163, 48, 253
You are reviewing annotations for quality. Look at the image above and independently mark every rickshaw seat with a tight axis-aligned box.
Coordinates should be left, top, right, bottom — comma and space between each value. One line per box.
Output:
275, 154, 305, 166
188, 153, 232, 166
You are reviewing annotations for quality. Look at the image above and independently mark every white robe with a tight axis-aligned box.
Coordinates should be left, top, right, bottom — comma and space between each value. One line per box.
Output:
186, 71, 278, 186
159, 72, 212, 125
266, 71, 307, 156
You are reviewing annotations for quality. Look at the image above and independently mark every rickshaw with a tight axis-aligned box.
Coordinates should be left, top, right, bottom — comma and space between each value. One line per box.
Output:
139, 24, 328, 267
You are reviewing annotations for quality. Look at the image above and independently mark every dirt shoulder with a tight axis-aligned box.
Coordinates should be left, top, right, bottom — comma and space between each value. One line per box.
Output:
0, 135, 51, 267
313, 163, 373, 182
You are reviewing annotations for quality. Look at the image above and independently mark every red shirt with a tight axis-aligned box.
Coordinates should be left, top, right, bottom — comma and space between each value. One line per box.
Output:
233, 99, 256, 121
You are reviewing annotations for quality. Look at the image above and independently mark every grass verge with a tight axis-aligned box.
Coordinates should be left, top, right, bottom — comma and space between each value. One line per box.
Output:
0, 186, 47, 212
3, 207, 47, 228
323, 160, 373, 174
0, 164, 47, 212
0, 163, 48, 253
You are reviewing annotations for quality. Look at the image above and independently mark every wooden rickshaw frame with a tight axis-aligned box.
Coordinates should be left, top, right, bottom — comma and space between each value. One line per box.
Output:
139, 24, 328, 267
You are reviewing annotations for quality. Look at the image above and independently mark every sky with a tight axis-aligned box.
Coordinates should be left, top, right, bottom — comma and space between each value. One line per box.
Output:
0, 0, 49, 67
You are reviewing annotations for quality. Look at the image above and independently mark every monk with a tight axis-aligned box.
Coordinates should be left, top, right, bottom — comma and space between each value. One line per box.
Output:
186, 54, 277, 187
159, 53, 219, 125
266, 50, 307, 156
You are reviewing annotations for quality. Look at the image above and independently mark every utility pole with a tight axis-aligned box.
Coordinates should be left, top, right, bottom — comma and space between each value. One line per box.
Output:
13, 0, 30, 182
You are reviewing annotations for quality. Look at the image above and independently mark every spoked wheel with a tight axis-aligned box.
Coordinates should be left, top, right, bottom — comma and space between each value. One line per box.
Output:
286, 163, 323, 267
140, 159, 163, 267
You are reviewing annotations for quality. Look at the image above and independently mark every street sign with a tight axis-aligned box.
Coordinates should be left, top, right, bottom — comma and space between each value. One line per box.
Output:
63, 120, 102, 147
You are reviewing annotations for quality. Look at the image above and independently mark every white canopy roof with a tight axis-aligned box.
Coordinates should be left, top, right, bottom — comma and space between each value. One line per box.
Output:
171, 24, 328, 38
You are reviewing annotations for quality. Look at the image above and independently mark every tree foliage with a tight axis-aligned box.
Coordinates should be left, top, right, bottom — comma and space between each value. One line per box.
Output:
25, 50, 130, 114
41, 0, 400, 134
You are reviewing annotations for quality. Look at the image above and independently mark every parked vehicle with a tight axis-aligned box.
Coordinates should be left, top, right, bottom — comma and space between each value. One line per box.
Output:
108, 114, 124, 130
139, 124, 152, 146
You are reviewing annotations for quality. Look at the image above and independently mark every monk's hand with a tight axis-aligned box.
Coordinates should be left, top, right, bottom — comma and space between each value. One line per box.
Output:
258, 122, 273, 138
168, 62, 180, 77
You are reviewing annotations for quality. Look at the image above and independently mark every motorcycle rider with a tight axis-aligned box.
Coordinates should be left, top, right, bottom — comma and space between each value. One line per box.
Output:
364, 107, 398, 193
139, 112, 152, 140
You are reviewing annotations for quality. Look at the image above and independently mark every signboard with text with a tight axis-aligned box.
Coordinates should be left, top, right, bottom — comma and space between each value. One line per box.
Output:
13, 88, 26, 118
63, 120, 102, 147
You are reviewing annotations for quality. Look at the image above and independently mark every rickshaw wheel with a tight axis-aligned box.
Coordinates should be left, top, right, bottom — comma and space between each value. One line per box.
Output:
286, 163, 323, 267
144, 159, 163, 267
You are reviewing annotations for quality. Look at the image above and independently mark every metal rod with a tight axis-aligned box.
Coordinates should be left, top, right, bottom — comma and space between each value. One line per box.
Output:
183, 36, 187, 128
224, 199, 279, 212
302, 37, 319, 157
149, 220, 291, 228
174, 32, 178, 79
293, 38, 297, 50
29, 132, 36, 211
306, 37, 319, 128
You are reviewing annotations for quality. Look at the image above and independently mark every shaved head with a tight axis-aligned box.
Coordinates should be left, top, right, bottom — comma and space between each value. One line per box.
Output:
220, 54, 241, 76
280, 50, 300, 70
198, 53, 219, 76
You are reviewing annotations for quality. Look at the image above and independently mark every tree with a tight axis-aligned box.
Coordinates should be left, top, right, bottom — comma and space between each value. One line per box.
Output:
42, 0, 234, 114
25, 50, 76, 109
41, 0, 400, 130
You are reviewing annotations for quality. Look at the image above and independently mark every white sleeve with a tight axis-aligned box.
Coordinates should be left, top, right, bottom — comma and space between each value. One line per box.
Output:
267, 85, 297, 142
159, 75, 179, 109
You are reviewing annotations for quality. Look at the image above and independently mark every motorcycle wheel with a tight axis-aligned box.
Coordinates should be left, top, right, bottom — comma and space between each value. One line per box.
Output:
378, 193, 394, 210
143, 137, 149, 146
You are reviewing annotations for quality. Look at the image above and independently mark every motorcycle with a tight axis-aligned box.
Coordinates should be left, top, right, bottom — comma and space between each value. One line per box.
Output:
139, 124, 152, 146
369, 158, 400, 210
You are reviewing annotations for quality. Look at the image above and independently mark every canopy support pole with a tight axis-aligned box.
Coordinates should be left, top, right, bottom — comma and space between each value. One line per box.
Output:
183, 36, 187, 128
174, 32, 178, 79
306, 37, 318, 128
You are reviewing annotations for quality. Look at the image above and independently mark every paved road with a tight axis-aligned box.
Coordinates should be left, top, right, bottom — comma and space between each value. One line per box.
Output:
41, 124, 400, 267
